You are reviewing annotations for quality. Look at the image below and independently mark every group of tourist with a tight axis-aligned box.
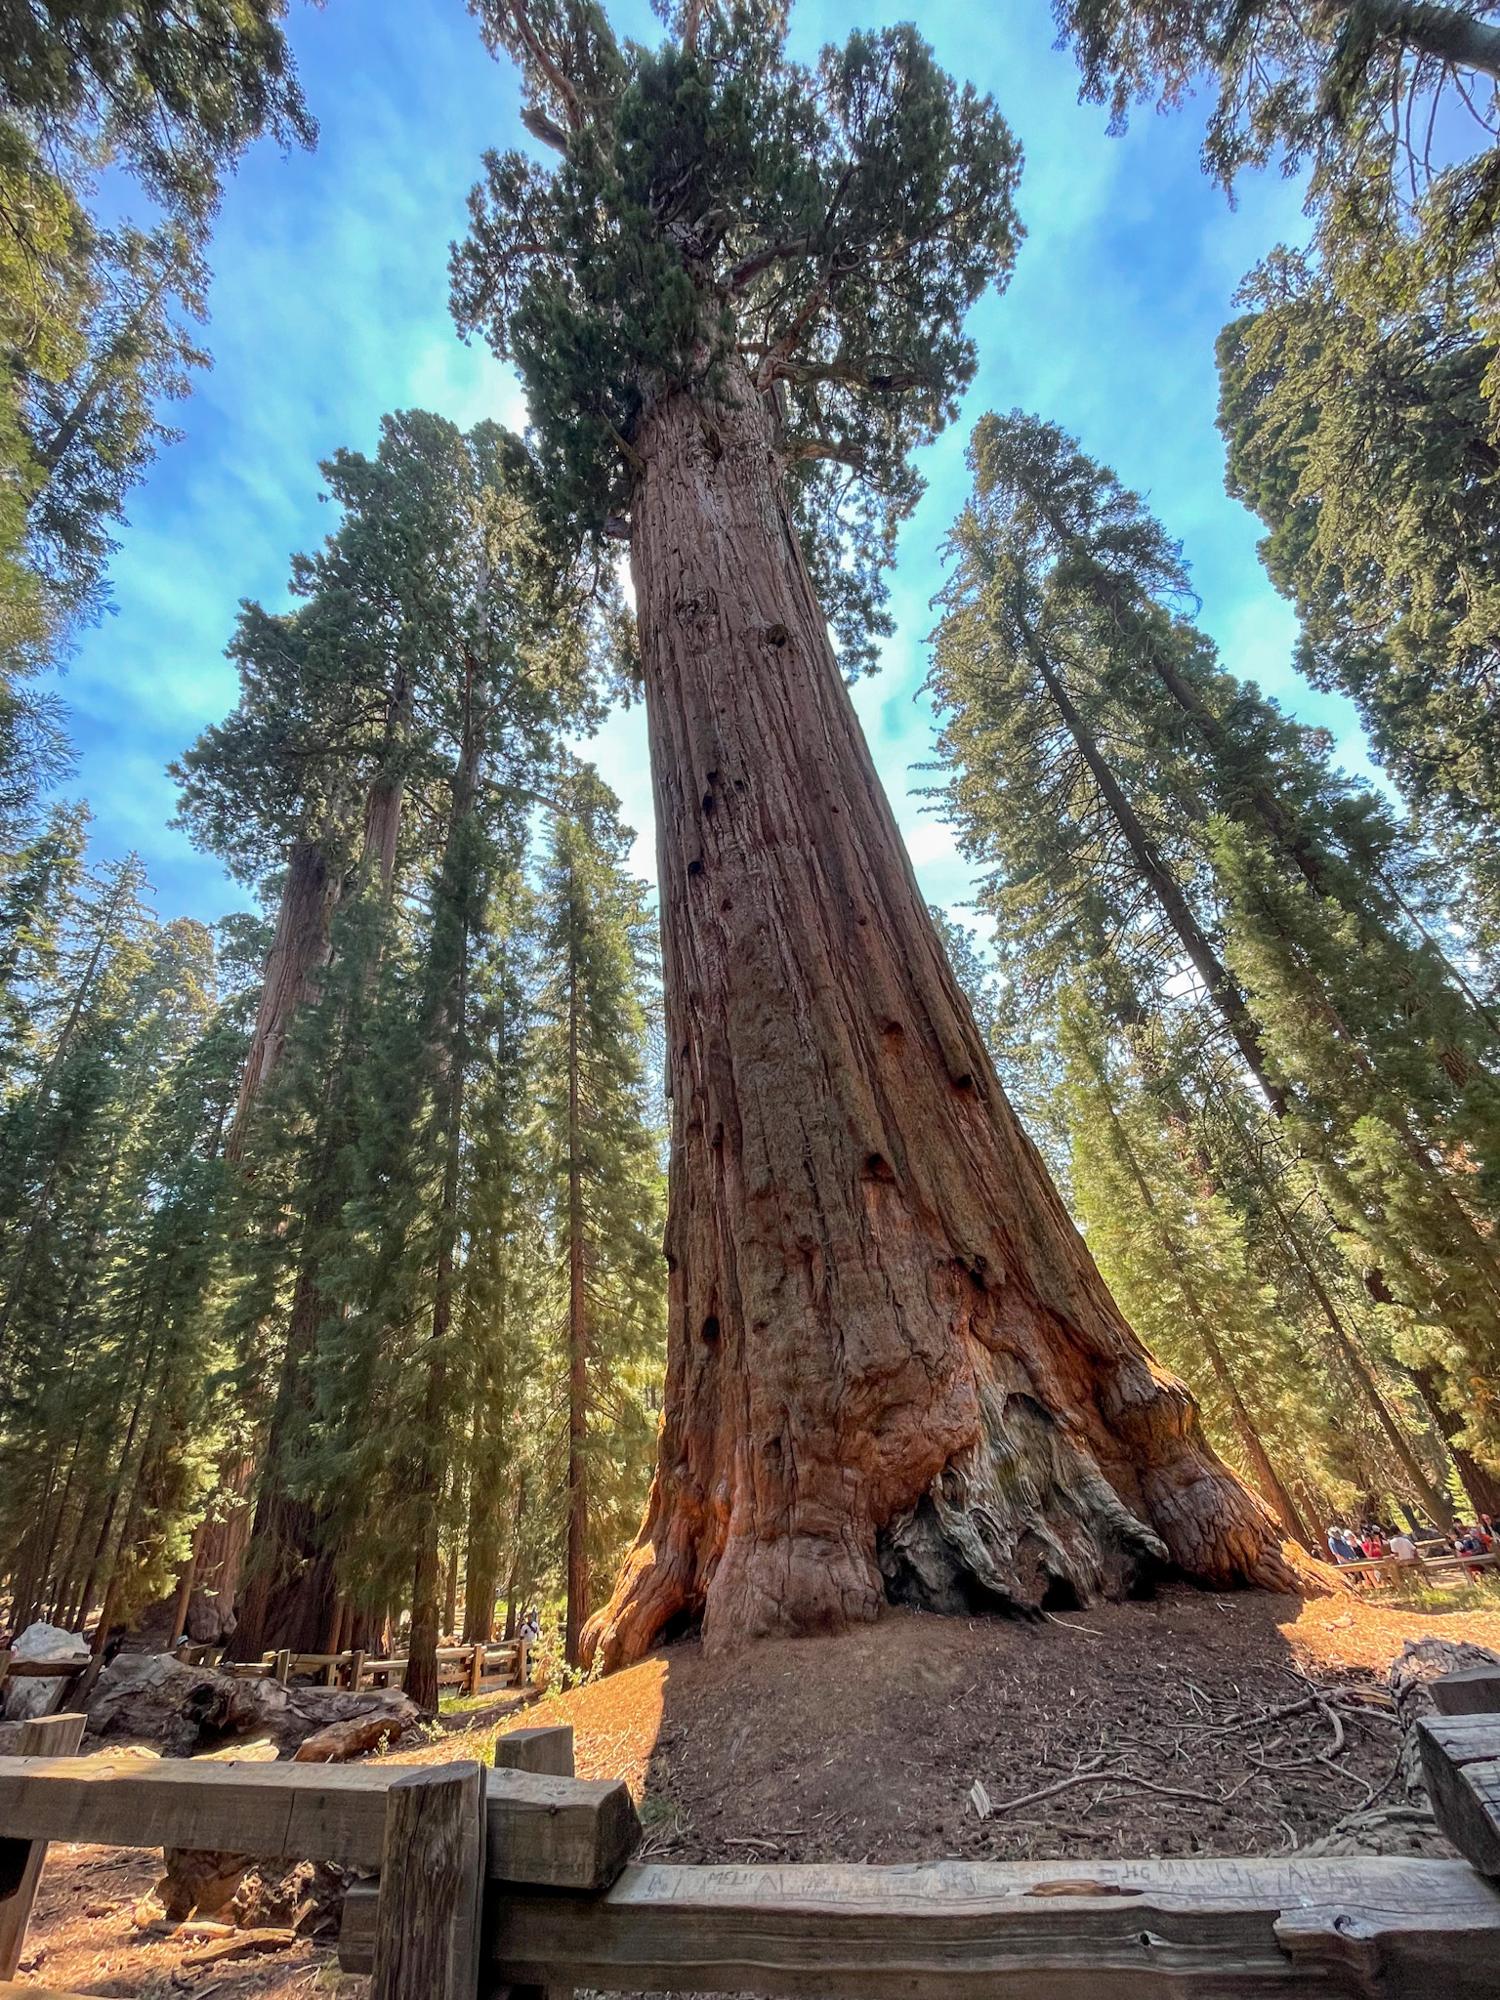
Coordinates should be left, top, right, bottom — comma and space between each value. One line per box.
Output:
1324, 1515, 1497, 1572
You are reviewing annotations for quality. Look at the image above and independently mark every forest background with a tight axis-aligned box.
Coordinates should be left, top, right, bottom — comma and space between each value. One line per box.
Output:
8, 0, 1498, 1696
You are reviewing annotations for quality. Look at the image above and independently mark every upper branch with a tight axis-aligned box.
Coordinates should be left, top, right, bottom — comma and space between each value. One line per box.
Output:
502, 0, 586, 130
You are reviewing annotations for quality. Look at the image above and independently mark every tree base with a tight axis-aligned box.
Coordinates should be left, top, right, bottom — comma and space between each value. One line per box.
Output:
585, 1371, 1299, 1671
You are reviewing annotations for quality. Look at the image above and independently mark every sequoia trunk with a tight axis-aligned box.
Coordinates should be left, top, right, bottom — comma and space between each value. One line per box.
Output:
226, 837, 339, 1155
583, 364, 1293, 1669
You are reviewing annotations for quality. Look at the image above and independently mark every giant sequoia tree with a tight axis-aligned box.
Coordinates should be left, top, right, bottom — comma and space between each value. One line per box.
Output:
453, 0, 1291, 1669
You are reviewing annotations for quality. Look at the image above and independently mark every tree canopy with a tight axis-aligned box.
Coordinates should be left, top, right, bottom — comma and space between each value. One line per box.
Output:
451, 0, 1021, 667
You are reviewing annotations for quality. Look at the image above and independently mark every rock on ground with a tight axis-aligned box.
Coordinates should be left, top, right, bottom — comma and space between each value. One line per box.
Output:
2, 1620, 90, 1720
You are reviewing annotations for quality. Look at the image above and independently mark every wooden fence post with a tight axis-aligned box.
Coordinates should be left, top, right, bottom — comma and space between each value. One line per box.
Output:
514, 1638, 528, 1688
348, 1649, 366, 1693
494, 1727, 575, 1778
501, 1730, 575, 2000
273, 1649, 291, 1686
0, 1712, 88, 1977
467, 1645, 484, 1699
369, 1762, 485, 2000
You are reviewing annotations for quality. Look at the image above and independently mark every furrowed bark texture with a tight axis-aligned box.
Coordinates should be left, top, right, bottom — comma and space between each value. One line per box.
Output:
227, 838, 339, 1156
582, 367, 1295, 1670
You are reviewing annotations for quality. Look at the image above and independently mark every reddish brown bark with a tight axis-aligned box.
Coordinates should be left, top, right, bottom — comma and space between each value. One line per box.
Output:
226, 837, 340, 1156
227, 768, 409, 1661
564, 914, 590, 1666
582, 365, 1294, 1671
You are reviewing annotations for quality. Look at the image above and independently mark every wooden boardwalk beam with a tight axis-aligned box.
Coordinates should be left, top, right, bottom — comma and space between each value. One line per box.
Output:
1431, 1667, 1500, 1717
0, 1752, 637, 1888
480, 1855, 1500, 1999
494, 1726, 575, 1777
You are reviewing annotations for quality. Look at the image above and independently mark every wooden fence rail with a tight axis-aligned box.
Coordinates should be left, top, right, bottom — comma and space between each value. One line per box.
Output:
2, 1688, 1500, 2000
200, 1640, 529, 1692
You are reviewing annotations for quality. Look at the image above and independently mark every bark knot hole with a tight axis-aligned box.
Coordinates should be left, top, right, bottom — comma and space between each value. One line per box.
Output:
863, 1152, 896, 1185
762, 621, 790, 649
701, 1314, 720, 1345
687, 858, 704, 878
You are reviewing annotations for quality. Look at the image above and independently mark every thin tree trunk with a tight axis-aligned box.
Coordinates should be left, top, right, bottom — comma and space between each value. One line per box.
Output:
1087, 1045, 1313, 1550
1014, 607, 1285, 1115
584, 363, 1292, 1670
405, 659, 481, 1713
502, 1471, 527, 1642
78, 1336, 157, 1648
169, 1526, 204, 1647
442, 1557, 458, 1642
1409, 1366, 1500, 1516
565, 918, 590, 1665
462, 1405, 501, 1645
1250, 1159, 1456, 1528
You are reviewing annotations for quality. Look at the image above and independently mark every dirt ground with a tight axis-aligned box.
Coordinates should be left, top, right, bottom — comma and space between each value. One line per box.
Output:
14, 1580, 1500, 2000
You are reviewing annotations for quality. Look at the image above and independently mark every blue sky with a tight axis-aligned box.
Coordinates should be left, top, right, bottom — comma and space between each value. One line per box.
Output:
48, 0, 1366, 925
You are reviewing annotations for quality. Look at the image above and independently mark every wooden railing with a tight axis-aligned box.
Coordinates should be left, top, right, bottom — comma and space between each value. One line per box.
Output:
1, 1691, 1498, 2000
1330, 1549, 1499, 1584
199, 1639, 529, 1693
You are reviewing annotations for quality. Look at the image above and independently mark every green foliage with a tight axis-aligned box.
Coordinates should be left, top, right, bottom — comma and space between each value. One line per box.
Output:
0, 0, 313, 786
1058, 990, 1338, 1519
452, 0, 1021, 668
1055, 0, 1500, 269
1217, 251, 1500, 935
930, 404, 1500, 1488
0, 0, 313, 230
0, 855, 245, 1630
532, 766, 665, 1601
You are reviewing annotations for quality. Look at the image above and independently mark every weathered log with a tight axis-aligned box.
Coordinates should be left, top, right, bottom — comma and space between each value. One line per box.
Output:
85, 1650, 420, 1757
0, 1712, 87, 1977
293, 1712, 411, 1763
157, 1847, 255, 1920
1303, 1636, 1500, 1860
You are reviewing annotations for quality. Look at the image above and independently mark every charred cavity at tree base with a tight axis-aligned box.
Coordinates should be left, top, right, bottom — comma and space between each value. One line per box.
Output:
877, 1384, 1170, 1621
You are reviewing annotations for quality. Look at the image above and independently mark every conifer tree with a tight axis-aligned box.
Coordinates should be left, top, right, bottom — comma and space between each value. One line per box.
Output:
931, 409, 1500, 1486
0, 885, 242, 1636
1058, 991, 1318, 1549
455, 0, 1287, 1668
1054, 0, 1500, 279
1, 3, 314, 709
200, 417, 610, 1689
532, 769, 664, 1663
1216, 254, 1500, 939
